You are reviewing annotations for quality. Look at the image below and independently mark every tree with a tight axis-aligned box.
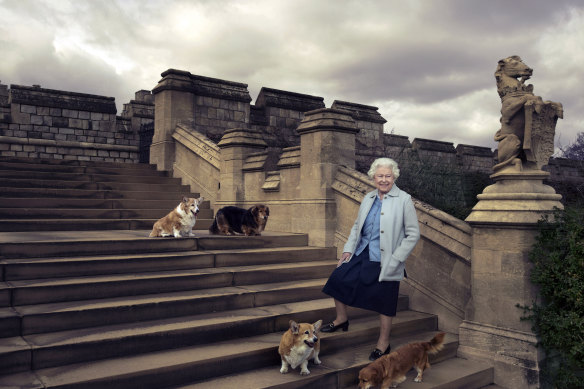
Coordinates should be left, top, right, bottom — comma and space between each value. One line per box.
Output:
562, 132, 584, 160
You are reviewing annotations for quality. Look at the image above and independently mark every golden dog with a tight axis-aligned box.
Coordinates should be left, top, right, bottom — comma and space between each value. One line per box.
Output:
358, 332, 445, 388
278, 320, 322, 376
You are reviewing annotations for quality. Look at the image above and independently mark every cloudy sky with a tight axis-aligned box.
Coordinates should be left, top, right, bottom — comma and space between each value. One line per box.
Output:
1, 0, 583, 151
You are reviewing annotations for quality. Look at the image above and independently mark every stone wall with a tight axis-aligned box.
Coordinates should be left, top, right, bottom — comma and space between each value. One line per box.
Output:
0, 82, 153, 163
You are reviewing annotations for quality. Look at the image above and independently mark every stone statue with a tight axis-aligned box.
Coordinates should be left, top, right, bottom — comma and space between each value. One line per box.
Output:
493, 55, 563, 172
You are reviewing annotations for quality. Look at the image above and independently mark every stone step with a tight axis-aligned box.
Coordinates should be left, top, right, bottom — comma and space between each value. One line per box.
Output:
175, 347, 492, 389
7, 261, 335, 306
0, 231, 309, 259
2, 246, 335, 281
0, 218, 213, 232
9, 280, 357, 336
0, 197, 207, 210
0, 311, 438, 387
0, 170, 183, 184
0, 161, 167, 176
0, 207, 214, 220
0, 156, 160, 171
26, 300, 423, 372
1, 294, 408, 375
0, 187, 200, 200
0, 177, 191, 192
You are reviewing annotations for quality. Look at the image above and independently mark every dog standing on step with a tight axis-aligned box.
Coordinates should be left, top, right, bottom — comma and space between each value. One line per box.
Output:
149, 197, 203, 238
278, 319, 322, 376
358, 332, 445, 388
208, 204, 269, 236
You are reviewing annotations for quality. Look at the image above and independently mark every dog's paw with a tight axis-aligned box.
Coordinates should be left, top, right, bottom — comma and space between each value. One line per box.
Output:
280, 366, 288, 374
414, 377, 423, 383
313, 357, 321, 365
300, 369, 310, 376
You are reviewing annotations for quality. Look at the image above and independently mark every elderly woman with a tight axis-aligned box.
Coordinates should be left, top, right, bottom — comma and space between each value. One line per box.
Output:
321, 157, 420, 361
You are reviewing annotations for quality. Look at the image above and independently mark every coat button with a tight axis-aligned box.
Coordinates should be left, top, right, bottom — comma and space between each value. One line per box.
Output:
380, 230, 384, 233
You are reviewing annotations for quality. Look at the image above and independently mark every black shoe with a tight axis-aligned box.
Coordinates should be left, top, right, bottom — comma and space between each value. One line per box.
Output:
320, 320, 349, 333
368, 344, 391, 361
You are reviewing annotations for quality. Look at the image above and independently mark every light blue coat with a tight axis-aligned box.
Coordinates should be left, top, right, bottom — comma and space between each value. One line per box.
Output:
343, 185, 420, 281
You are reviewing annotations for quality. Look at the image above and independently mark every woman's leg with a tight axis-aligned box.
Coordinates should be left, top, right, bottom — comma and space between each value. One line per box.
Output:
332, 298, 349, 324
376, 313, 393, 351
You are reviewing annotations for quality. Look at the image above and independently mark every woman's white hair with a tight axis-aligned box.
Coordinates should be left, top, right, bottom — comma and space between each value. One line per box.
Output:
367, 157, 400, 180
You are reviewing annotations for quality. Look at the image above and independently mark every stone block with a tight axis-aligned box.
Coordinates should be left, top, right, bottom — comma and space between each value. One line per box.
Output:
21, 105, 36, 114
62, 109, 79, 118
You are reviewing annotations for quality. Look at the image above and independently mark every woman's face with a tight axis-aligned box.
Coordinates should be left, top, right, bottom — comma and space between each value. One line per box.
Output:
373, 166, 395, 195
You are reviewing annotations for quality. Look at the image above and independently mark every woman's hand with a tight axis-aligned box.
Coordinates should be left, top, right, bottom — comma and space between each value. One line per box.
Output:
337, 252, 352, 267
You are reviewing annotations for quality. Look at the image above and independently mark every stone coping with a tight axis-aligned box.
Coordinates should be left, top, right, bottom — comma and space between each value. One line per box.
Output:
0, 135, 138, 152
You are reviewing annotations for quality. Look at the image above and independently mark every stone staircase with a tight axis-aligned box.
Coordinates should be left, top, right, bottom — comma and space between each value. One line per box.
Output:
0, 158, 494, 388
0, 156, 213, 232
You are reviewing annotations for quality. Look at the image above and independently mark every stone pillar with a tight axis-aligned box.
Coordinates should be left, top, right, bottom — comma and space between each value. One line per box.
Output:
217, 128, 267, 206
461, 165, 563, 388
295, 108, 359, 247
151, 69, 195, 171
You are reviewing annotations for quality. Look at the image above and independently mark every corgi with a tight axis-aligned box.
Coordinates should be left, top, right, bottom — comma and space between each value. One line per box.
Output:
149, 196, 203, 238
358, 332, 446, 388
278, 319, 322, 376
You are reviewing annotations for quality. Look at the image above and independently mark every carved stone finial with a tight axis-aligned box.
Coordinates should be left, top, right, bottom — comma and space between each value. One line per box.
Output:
493, 56, 563, 172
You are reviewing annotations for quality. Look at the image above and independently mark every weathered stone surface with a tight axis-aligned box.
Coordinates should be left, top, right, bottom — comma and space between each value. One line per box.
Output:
493, 56, 563, 172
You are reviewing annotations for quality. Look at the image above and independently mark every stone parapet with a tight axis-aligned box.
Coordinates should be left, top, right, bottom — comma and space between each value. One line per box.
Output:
384, 133, 411, 148
0, 84, 142, 162
0, 135, 138, 162
9, 84, 117, 114
412, 138, 456, 153
255, 87, 324, 112
331, 100, 387, 124
153, 69, 252, 103
456, 144, 494, 157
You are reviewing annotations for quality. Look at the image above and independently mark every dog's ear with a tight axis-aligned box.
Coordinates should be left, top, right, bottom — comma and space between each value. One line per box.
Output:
313, 319, 322, 332
182, 196, 188, 203
265, 206, 269, 216
251, 205, 259, 216
289, 320, 299, 334
197, 196, 204, 203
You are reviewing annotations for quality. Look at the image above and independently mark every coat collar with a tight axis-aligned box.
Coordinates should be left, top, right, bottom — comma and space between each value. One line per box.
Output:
368, 185, 400, 199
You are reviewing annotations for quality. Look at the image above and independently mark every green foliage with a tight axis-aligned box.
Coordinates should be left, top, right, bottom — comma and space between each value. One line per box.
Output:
524, 206, 584, 388
561, 132, 584, 161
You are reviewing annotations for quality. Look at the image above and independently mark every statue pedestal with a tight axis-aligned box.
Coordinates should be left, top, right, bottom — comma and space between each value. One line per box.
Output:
466, 159, 562, 225
462, 162, 563, 388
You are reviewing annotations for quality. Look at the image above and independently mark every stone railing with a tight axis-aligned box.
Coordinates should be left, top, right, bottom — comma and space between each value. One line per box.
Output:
171, 122, 221, 208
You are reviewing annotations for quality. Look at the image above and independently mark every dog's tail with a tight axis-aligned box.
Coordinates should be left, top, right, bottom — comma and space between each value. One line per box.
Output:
423, 332, 446, 355
208, 218, 219, 234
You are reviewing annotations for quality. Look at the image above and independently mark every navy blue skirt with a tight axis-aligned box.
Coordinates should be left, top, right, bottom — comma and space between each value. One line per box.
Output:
322, 247, 400, 317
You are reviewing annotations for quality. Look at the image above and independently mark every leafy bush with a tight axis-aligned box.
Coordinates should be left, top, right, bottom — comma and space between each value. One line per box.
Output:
524, 206, 584, 388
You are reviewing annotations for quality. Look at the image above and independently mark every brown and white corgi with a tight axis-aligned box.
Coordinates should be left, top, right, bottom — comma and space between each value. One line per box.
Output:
278, 319, 322, 376
149, 196, 203, 238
